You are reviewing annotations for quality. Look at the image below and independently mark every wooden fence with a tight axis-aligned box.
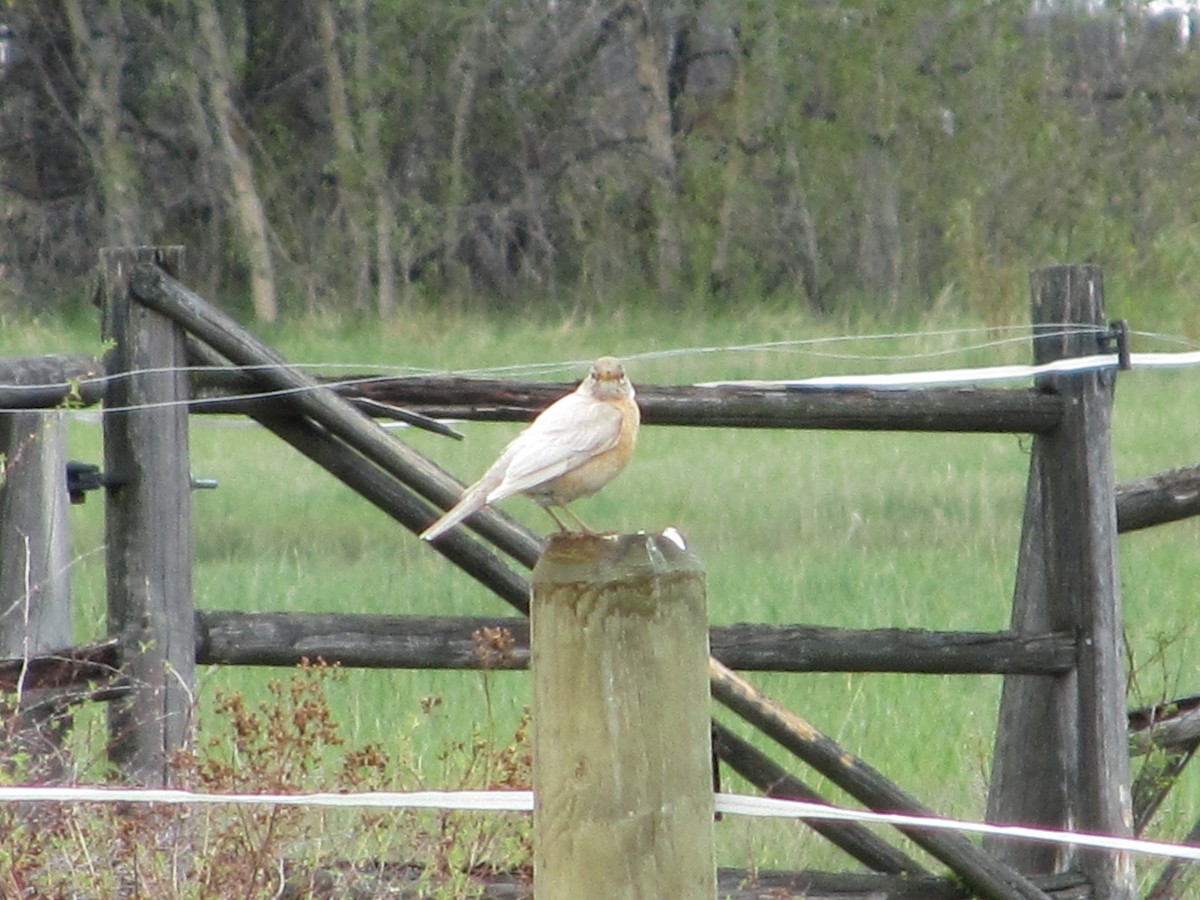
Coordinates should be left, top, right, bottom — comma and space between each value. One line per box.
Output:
3, 246, 1200, 898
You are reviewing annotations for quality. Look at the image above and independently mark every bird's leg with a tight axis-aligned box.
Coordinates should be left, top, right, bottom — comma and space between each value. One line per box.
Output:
559, 505, 595, 534
541, 505, 572, 533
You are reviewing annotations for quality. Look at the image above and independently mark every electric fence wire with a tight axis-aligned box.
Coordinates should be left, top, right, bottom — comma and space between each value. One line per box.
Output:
0, 784, 1196, 863
3, 324, 1199, 417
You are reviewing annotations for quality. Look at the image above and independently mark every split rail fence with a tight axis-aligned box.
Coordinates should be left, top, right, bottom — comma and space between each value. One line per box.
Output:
3, 246, 1200, 898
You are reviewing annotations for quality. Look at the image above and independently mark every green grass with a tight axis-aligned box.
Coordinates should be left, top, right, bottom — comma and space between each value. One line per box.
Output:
6, 304, 1200, 889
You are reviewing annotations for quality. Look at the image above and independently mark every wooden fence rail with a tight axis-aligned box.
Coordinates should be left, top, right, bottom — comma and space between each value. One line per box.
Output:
190, 367, 1068, 434
193, 611, 1077, 675
0, 354, 104, 409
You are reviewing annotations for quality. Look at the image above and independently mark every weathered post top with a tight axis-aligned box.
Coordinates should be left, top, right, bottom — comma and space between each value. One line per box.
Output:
532, 527, 698, 587
531, 528, 716, 900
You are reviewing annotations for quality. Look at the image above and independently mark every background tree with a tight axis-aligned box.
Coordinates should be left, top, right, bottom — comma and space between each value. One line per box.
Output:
194, 0, 279, 322
2, 0, 1199, 324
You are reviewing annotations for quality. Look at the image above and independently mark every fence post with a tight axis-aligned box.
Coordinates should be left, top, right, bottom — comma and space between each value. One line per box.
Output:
531, 530, 716, 899
987, 265, 1133, 896
0, 410, 72, 776
100, 245, 194, 786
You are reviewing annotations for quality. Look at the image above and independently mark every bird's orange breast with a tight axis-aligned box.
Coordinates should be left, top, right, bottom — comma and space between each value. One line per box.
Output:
532, 395, 640, 505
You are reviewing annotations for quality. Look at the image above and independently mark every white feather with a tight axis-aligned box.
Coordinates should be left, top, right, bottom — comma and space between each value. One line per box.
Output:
486, 395, 623, 501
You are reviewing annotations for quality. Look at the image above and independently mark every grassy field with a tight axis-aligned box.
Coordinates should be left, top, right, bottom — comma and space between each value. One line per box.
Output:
4, 302, 1200, 891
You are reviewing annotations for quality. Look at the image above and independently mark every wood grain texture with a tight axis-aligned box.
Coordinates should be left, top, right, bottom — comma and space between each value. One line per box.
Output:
531, 531, 715, 899
100, 246, 194, 786
987, 266, 1134, 897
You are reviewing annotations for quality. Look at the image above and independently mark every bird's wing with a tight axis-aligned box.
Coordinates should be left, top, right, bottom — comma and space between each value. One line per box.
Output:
487, 394, 624, 502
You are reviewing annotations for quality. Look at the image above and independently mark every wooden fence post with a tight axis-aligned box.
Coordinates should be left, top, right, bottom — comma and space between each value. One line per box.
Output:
100, 246, 194, 786
987, 265, 1134, 896
0, 410, 72, 775
531, 531, 716, 899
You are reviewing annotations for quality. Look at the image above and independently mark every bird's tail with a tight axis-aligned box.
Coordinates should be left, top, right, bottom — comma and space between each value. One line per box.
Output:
420, 481, 490, 541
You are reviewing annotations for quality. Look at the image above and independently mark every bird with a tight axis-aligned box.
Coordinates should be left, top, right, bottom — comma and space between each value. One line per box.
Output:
420, 357, 639, 541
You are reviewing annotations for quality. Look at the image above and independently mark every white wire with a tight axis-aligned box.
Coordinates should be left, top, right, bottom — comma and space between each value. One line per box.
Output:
697, 350, 1200, 389
0, 324, 1114, 393
1128, 350, 1200, 368
1129, 328, 1200, 350
712, 794, 1200, 861
3, 331, 1200, 416
699, 353, 1117, 389
0, 785, 1196, 862
0, 785, 532, 811
627, 326, 1100, 364
698, 350, 1200, 390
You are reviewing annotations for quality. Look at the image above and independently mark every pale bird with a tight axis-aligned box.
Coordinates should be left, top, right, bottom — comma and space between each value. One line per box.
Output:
420, 357, 639, 541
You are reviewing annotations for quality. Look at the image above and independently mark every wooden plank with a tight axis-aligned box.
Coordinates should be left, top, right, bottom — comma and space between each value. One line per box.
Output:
197, 612, 531, 668
195, 610, 1075, 675
183, 339, 529, 613
1115, 462, 1200, 532
1129, 694, 1200, 834
711, 623, 1074, 674
987, 266, 1133, 896
986, 458, 1076, 873
710, 721, 928, 876
1129, 693, 1200, 756
100, 246, 195, 787
129, 264, 544, 569
709, 659, 1049, 900
249, 413, 532, 615
190, 369, 1066, 434
0, 639, 120, 693
0, 354, 105, 409
0, 412, 72, 657
531, 532, 716, 899
270, 865, 1089, 899
0, 409, 73, 775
